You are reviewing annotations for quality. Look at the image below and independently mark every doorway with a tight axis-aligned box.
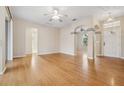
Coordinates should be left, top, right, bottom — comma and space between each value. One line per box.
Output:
32, 29, 38, 54
94, 21, 121, 58
103, 21, 121, 58
5, 20, 8, 63
25, 28, 38, 55
5, 19, 13, 62
82, 32, 88, 56
75, 29, 88, 58
5, 19, 13, 63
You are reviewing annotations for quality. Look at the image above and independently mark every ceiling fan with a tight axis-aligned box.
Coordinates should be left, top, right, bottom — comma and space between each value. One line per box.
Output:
106, 12, 114, 22
43, 8, 68, 22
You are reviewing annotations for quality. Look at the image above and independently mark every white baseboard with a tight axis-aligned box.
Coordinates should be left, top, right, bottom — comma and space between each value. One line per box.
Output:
88, 57, 93, 60
120, 57, 124, 59
59, 51, 75, 56
96, 55, 124, 59
38, 51, 59, 55
0, 67, 6, 75
13, 55, 26, 58
96, 54, 103, 56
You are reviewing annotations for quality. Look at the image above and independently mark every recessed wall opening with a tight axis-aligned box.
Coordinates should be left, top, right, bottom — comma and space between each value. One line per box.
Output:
74, 28, 89, 60
5, 19, 13, 62
32, 29, 38, 54
25, 28, 38, 55
82, 32, 88, 57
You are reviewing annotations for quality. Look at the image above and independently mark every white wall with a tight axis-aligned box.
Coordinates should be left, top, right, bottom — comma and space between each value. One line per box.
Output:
7, 20, 13, 60
13, 18, 26, 57
87, 31, 94, 59
0, 7, 10, 74
59, 17, 94, 57
25, 28, 33, 54
13, 17, 59, 57
13, 17, 94, 58
0, 7, 5, 73
59, 26, 74, 55
38, 27, 59, 55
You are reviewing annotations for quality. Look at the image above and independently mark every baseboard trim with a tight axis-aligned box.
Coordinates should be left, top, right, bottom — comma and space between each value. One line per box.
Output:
0, 67, 6, 75
13, 55, 26, 58
98, 56, 124, 59
96, 54, 103, 56
59, 51, 75, 56
88, 57, 93, 59
38, 51, 59, 55
38, 51, 75, 56
120, 57, 124, 59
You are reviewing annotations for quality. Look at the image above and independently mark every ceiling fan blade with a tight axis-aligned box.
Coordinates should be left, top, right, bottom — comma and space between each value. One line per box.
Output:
49, 19, 53, 22
43, 14, 48, 16
64, 14, 68, 17
59, 19, 63, 22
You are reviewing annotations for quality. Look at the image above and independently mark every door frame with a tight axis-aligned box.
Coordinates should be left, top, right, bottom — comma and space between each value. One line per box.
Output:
103, 21, 121, 58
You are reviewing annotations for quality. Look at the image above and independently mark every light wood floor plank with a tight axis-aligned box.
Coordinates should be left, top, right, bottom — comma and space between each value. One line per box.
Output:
0, 53, 124, 86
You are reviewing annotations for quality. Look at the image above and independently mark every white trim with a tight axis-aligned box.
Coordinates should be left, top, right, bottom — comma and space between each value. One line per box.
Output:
13, 55, 26, 58
101, 56, 124, 59
59, 51, 75, 56
103, 55, 121, 58
88, 57, 93, 60
38, 51, 59, 55
38, 51, 75, 56
26, 53, 32, 55
96, 54, 103, 56
120, 57, 124, 59
0, 67, 6, 75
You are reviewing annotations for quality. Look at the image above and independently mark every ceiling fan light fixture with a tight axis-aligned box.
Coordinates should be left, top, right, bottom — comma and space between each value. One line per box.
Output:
52, 15, 60, 20
44, 8, 68, 22
106, 12, 113, 22
107, 17, 113, 22
72, 18, 77, 21
53, 10, 58, 15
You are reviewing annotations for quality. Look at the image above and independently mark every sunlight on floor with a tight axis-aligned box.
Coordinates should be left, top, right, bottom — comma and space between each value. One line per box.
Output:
82, 53, 88, 72
110, 77, 115, 85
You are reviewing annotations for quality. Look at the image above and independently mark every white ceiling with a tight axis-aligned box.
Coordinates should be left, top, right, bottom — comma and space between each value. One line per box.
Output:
10, 6, 124, 28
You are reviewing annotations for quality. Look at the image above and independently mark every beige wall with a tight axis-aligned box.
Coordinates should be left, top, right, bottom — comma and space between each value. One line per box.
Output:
13, 18, 26, 57
13, 17, 94, 58
59, 25, 75, 55
38, 25, 59, 55
59, 17, 94, 58
25, 28, 33, 54
13, 15, 124, 59
13, 17, 60, 57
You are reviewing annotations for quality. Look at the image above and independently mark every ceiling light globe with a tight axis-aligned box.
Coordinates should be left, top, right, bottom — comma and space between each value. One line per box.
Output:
52, 15, 60, 20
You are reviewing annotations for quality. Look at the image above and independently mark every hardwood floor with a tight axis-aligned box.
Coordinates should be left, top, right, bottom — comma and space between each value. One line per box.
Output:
0, 53, 124, 86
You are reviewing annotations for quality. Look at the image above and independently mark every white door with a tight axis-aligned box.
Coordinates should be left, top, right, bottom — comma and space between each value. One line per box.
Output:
103, 26, 121, 57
